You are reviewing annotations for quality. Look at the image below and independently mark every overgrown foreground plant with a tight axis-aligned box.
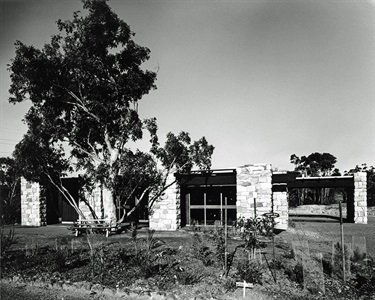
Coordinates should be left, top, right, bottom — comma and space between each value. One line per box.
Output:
118, 228, 204, 290
327, 242, 375, 299
86, 230, 107, 282
236, 215, 275, 251
0, 226, 17, 259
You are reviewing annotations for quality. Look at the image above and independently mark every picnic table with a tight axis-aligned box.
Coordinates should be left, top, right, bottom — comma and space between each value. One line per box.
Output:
72, 218, 119, 237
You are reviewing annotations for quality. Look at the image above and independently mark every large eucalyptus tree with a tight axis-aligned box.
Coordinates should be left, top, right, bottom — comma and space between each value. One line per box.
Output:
9, 0, 214, 222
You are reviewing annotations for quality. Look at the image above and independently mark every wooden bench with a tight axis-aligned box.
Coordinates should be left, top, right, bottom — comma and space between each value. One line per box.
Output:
73, 219, 119, 237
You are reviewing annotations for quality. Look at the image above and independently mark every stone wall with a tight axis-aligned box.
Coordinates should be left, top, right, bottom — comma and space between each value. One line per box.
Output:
354, 172, 367, 224
272, 191, 288, 230
149, 174, 180, 230
21, 178, 46, 226
79, 185, 103, 220
236, 164, 273, 219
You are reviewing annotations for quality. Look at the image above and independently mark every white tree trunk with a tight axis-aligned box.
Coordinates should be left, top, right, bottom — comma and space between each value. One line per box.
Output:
102, 186, 117, 223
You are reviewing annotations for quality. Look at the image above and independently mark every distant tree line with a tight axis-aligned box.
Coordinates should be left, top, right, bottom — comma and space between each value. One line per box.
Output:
289, 152, 375, 208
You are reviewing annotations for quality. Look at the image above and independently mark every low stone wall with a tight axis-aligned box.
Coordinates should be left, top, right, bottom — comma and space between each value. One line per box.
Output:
149, 174, 181, 230
289, 204, 347, 218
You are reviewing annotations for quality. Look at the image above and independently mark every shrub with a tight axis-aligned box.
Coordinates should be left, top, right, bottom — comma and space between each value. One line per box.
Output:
25, 237, 41, 257
236, 215, 275, 252
51, 248, 69, 272
0, 226, 17, 259
284, 262, 304, 286
236, 259, 264, 284
210, 227, 226, 266
191, 233, 214, 266
85, 231, 107, 282
332, 242, 351, 279
176, 269, 203, 285
223, 277, 237, 292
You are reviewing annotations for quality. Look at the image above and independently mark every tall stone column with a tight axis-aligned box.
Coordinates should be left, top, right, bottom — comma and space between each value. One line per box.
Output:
272, 191, 288, 230
236, 164, 273, 219
353, 172, 367, 224
149, 173, 181, 230
21, 178, 46, 226
80, 184, 104, 220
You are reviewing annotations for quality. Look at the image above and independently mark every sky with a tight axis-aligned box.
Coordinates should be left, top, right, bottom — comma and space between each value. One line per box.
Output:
0, 0, 374, 173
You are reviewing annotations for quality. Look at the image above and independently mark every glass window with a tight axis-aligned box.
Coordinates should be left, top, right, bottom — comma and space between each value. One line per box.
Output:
206, 209, 221, 225
189, 188, 205, 205
226, 209, 237, 225
184, 186, 237, 226
222, 186, 236, 205
190, 209, 204, 225
206, 187, 221, 205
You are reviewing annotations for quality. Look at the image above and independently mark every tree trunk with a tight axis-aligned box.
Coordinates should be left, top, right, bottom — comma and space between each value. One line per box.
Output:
102, 186, 117, 223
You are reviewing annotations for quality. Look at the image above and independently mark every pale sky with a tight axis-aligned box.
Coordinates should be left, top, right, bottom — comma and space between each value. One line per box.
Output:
0, 0, 374, 173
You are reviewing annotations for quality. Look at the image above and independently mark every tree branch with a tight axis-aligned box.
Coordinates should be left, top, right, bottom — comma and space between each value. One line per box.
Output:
71, 140, 104, 164
55, 84, 101, 122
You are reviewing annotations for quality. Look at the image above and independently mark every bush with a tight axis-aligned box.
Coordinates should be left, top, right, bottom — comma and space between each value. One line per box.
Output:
284, 262, 304, 286
210, 227, 226, 267
50, 248, 69, 272
223, 277, 237, 292
236, 259, 264, 284
236, 216, 274, 252
191, 233, 214, 266
0, 226, 17, 259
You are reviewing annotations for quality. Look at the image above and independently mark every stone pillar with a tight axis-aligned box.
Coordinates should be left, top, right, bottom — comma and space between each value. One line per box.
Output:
353, 172, 367, 224
236, 164, 272, 219
21, 178, 45, 226
149, 173, 181, 230
80, 184, 103, 220
272, 191, 288, 230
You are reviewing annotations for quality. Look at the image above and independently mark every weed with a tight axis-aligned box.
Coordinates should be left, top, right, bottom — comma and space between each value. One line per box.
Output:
25, 237, 41, 257
0, 226, 17, 259
144, 229, 164, 257
283, 248, 295, 259
131, 224, 138, 254
50, 248, 69, 272
191, 233, 214, 266
236, 216, 274, 252
210, 226, 226, 266
332, 242, 351, 279
284, 262, 304, 286
223, 277, 237, 292
269, 258, 283, 270
86, 230, 107, 282
176, 269, 203, 285
236, 258, 264, 284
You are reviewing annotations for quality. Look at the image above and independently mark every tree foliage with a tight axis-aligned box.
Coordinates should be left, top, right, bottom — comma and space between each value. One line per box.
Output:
8, 0, 214, 222
0, 157, 21, 224
289, 152, 341, 207
290, 152, 340, 177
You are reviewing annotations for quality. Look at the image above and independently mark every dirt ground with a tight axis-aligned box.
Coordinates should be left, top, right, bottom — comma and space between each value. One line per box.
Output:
0, 282, 274, 300
2, 217, 375, 300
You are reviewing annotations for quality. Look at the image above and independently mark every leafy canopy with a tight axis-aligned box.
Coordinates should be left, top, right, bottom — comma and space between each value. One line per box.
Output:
8, 0, 214, 219
290, 152, 340, 176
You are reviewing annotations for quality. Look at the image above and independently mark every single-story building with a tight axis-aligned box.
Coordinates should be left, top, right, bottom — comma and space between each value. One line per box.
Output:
20, 163, 368, 230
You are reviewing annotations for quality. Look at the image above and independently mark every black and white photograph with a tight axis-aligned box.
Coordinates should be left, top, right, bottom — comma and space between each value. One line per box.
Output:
1, 1, 374, 299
